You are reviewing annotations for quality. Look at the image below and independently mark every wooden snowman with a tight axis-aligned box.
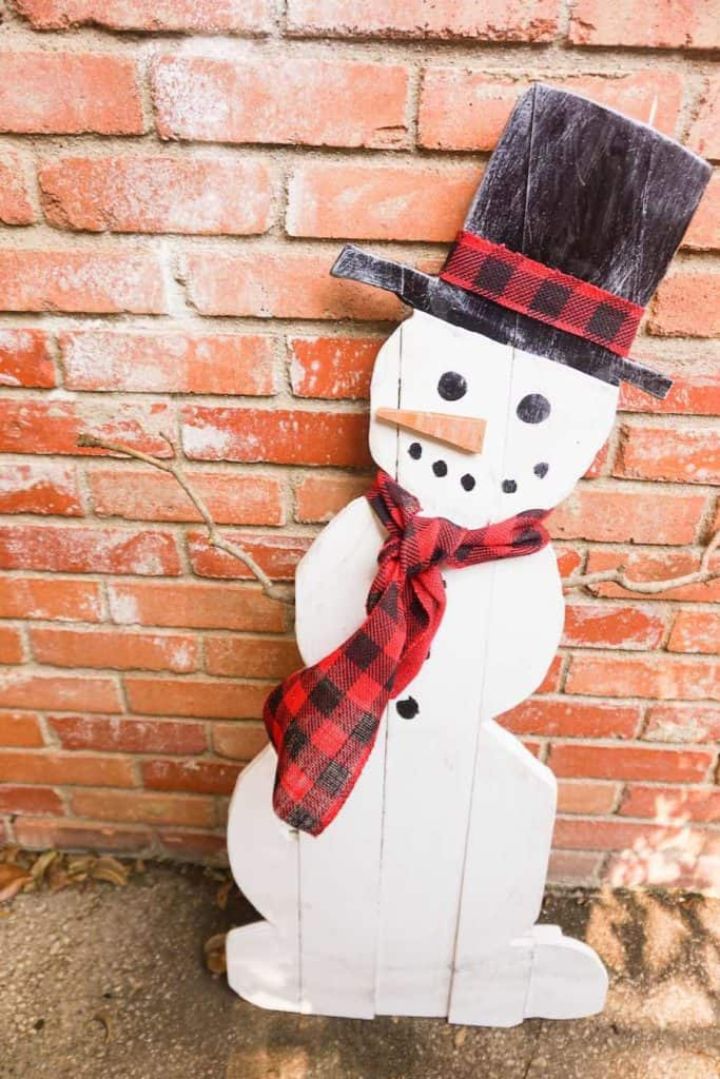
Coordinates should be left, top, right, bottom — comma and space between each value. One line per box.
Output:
226, 86, 710, 1026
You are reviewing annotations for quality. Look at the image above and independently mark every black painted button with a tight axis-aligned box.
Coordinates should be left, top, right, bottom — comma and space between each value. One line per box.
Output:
517, 394, 551, 424
396, 696, 419, 719
534, 461, 549, 478
502, 479, 517, 494
461, 473, 476, 491
433, 460, 448, 477
437, 371, 467, 401
408, 441, 422, 459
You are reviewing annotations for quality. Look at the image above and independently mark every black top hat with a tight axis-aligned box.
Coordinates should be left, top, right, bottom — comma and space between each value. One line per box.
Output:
331, 85, 710, 399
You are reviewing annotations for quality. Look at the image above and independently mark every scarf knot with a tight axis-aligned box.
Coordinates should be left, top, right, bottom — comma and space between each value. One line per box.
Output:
264, 470, 551, 837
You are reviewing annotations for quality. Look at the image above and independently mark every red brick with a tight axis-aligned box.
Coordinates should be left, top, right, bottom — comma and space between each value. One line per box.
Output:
157, 829, 226, 862
0, 461, 83, 516
650, 272, 720, 337
569, 0, 720, 48
0, 577, 103, 623
615, 424, 720, 484
553, 816, 700, 853
0, 152, 34, 225
31, 627, 199, 673
499, 699, 641, 739
0, 524, 181, 576
583, 547, 720, 604
14, 817, 150, 852
645, 703, 720, 744
49, 714, 206, 755
547, 849, 604, 884
0, 627, 23, 665
40, 156, 273, 235
287, 0, 561, 40
0, 711, 44, 747
0, 672, 121, 713
108, 580, 287, 632
566, 654, 720, 701
213, 721, 269, 761
289, 336, 380, 400
562, 602, 666, 650
182, 250, 404, 321
688, 77, 720, 161
537, 655, 564, 694
60, 330, 275, 394
0, 52, 143, 135
549, 742, 714, 782
142, 757, 240, 795
187, 531, 310, 581
71, 789, 215, 828
551, 487, 705, 545
13, 0, 272, 32
125, 675, 272, 719
557, 781, 618, 815
0, 329, 54, 389
620, 784, 720, 823
0, 399, 173, 457
0, 750, 134, 786
205, 635, 302, 679
667, 611, 720, 655
556, 547, 584, 579
88, 467, 283, 525
0, 785, 63, 816
620, 365, 720, 416
684, 173, 720, 251
583, 442, 609, 480
419, 70, 682, 151
181, 406, 371, 467
0, 248, 165, 314
153, 54, 409, 148
294, 473, 371, 523
288, 162, 481, 242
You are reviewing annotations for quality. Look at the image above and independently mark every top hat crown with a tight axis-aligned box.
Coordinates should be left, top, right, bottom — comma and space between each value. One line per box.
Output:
332, 85, 711, 399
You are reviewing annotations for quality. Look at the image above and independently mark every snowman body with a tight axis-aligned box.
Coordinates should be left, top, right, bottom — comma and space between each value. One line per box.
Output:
226, 310, 616, 1025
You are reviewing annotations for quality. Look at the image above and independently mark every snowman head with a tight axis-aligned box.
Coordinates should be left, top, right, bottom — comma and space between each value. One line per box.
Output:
369, 310, 619, 529
333, 87, 710, 529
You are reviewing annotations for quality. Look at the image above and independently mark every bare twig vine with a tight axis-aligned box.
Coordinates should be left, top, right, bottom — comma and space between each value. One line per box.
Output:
563, 528, 720, 595
77, 432, 293, 606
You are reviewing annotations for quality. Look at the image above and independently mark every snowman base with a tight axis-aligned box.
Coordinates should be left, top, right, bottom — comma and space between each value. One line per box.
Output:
226, 920, 607, 1027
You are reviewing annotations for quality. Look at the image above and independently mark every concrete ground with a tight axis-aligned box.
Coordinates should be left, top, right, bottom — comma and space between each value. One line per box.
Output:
2, 865, 720, 1079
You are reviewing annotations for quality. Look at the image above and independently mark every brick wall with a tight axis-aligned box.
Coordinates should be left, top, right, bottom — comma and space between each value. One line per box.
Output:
0, 0, 718, 887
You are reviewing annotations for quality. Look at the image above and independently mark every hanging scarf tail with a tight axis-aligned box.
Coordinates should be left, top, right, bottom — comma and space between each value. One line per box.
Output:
264, 471, 550, 836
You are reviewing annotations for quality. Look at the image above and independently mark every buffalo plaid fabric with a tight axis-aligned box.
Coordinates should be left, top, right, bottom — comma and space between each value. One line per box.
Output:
441, 231, 644, 358
264, 470, 551, 837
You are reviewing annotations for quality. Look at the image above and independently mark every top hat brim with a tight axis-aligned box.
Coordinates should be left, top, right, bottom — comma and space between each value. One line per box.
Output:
331, 245, 672, 400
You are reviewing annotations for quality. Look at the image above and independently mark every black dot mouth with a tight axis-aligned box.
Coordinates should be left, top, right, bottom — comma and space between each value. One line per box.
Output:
432, 460, 448, 478
502, 479, 517, 494
461, 473, 476, 491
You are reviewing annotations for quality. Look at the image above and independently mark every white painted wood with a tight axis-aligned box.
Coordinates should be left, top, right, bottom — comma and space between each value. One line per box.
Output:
227, 310, 617, 1026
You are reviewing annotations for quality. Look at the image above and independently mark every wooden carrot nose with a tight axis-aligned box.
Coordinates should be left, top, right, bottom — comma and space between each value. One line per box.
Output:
375, 408, 486, 454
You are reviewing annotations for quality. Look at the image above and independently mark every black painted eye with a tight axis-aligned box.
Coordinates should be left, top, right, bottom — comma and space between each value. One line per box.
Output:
437, 371, 467, 401
534, 462, 549, 478
517, 394, 551, 424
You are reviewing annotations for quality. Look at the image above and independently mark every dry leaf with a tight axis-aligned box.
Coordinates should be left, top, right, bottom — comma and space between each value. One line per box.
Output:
203, 932, 227, 975
215, 880, 233, 911
91, 1010, 114, 1042
90, 856, 129, 887
30, 850, 58, 883
0, 864, 32, 903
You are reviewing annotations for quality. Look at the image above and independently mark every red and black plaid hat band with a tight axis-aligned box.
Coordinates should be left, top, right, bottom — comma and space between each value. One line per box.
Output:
440, 232, 644, 359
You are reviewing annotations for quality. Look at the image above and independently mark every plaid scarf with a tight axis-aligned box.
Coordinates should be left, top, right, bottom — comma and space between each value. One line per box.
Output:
264, 470, 550, 836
